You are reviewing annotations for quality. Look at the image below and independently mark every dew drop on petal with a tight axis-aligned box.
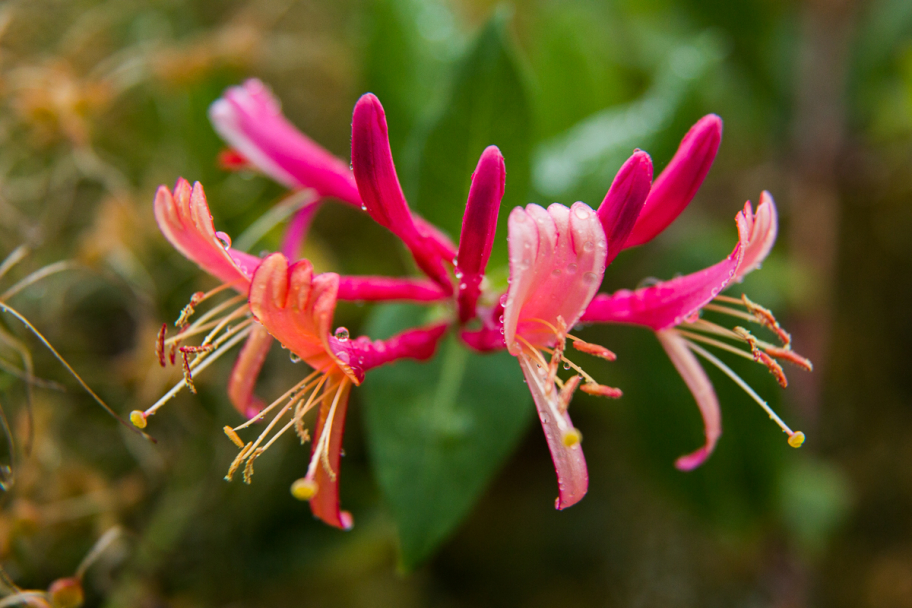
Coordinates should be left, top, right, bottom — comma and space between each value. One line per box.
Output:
552, 268, 561, 276
574, 207, 590, 220
334, 327, 350, 341
215, 231, 232, 249
289, 352, 301, 363
583, 241, 594, 252
567, 263, 577, 274
582, 271, 598, 284
361, 204, 367, 211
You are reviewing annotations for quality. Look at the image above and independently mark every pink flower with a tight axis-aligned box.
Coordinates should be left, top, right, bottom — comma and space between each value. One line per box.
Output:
244, 253, 446, 529
499, 202, 621, 510
142, 178, 451, 422
583, 192, 812, 469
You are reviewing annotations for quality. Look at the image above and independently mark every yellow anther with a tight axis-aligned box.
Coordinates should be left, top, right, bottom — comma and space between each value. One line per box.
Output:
48, 577, 84, 608
223, 426, 244, 448
562, 428, 582, 447
129, 410, 148, 429
290, 478, 318, 501
788, 432, 806, 448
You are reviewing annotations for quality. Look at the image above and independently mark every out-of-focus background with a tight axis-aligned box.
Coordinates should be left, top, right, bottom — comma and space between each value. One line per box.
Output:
0, 0, 909, 606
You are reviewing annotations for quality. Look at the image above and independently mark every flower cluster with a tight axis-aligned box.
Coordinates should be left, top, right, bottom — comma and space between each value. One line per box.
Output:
139, 79, 811, 528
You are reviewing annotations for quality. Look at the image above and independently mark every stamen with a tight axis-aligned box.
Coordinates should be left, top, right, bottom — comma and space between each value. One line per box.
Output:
141, 324, 253, 422
558, 375, 582, 413
243, 448, 265, 484
223, 426, 244, 448
129, 410, 147, 429
225, 442, 253, 481
741, 295, 791, 347
685, 340, 804, 448
676, 329, 756, 361
180, 350, 196, 393
156, 323, 167, 367
546, 317, 568, 394
733, 327, 788, 387
580, 383, 623, 398
166, 296, 248, 345
765, 346, 813, 371
175, 291, 205, 328
572, 340, 617, 361
305, 379, 349, 483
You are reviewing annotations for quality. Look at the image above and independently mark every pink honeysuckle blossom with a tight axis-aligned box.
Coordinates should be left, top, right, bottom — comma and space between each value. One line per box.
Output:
623, 114, 723, 249
242, 253, 446, 529
138, 178, 452, 425
497, 202, 627, 510
582, 192, 812, 470
209, 82, 458, 292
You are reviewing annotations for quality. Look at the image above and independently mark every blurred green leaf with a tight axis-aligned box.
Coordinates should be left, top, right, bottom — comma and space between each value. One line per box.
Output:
363, 304, 533, 570
532, 31, 726, 201
410, 9, 532, 266
778, 458, 853, 555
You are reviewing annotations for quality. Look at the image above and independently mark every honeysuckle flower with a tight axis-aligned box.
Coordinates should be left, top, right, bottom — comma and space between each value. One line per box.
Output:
455, 145, 505, 322
623, 114, 723, 249
582, 192, 812, 470
499, 202, 624, 510
139, 178, 453, 425
209, 82, 457, 292
239, 253, 447, 529
351, 93, 456, 294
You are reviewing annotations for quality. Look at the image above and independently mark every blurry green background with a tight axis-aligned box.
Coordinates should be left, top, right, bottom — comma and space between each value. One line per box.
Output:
0, 0, 910, 605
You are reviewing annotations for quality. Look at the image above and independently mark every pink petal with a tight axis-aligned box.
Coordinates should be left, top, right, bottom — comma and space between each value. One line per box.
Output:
581, 240, 742, 330
248, 254, 339, 375
518, 355, 588, 509
734, 191, 778, 281
460, 302, 506, 352
598, 150, 653, 265
333, 323, 448, 381
280, 199, 324, 261
502, 203, 607, 350
209, 79, 361, 206
456, 146, 506, 322
624, 115, 723, 248
309, 376, 354, 530
337, 276, 448, 302
154, 179, 253, 288
656, 330, 721, 471
351, 94, 454, 294
227, 322, 273, 418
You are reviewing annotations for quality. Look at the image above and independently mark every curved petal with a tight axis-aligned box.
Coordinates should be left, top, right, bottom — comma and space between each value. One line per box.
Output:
656, 330, 721, 471
336, 276, 448, 302
519, 355, 588, 509
209, 79, 361, 206
598, 150, 653, 265
227, 322, 273, 418
309, 375, 354, 530
503, 203, 607, 350
582, 240, 742, 330
456, 145, 506, 322
248, 253, 353, 380
734, 191, 778, 281
335, 323, 448, 380
153, 179, 255, 287
624, 115, 723, 248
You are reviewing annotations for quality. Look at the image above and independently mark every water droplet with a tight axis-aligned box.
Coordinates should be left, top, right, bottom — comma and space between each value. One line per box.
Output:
334, 327, 350, 341
583, 241, 594, 252
289, 352, 301, 363
582, 271, 598, 284
454, 269, 463, 279
215, 231, 232, 249
521, 258, 531, 268
566, 263, 577, 274
500, 294, 508, 306
498, 315, 504, 323
574, 207, 590, 220
459, 283, 466, 289
514, 212, 527, 222
337, 351, 351, 364
360, 204, 367, 211
563, 362, 570, 370
552, 268, 562, 276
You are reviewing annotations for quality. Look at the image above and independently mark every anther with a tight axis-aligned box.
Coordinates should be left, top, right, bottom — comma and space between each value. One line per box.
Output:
181, 351, 196, 394
156, 323, 167, 367
225, 442, 253, 481
765, 345, 814, 372
580, 383, 623, 398
788, 431, 806, 448
224, 425, 244, 448
558, 375, 582, 413
243, 448, 264, 484
734, 327, 788, 387
129, 410, 148, 429
290, 478, 318, 501
175, 291, 206, 328
562, 428, 582, 447
546, 317, 568, 394
742, 294, 791, 347
571, 340, 617, 361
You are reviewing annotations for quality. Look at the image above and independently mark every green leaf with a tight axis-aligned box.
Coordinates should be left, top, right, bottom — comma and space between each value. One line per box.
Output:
409, 9, 532, 266
362, 305, 533, 569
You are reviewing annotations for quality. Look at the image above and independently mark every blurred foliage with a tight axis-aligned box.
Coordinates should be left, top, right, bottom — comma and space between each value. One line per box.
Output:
0, 0, 907, 606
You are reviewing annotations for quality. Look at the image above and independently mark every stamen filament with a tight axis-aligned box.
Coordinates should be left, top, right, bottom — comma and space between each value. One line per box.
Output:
165, 295, 247, 344
684, 340, 802, 442
703, 303, 756, 322
306, 379, 348, 481
233, 370, 321, 431
675, 329, 755, 361
143, 324, 252, 418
